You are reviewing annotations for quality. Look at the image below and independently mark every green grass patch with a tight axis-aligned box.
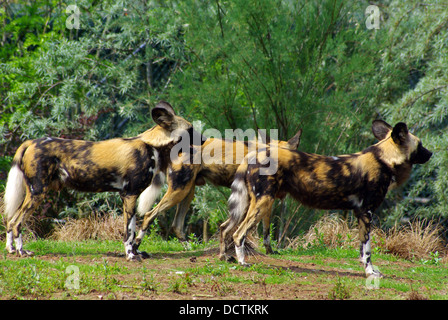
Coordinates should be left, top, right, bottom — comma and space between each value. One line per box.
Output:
0, 238, 447, 300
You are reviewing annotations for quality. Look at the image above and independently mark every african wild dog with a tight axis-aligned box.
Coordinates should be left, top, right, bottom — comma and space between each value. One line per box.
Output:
3, 101, 205, 261
133, 129, 302, 255
220, 120, 432, 277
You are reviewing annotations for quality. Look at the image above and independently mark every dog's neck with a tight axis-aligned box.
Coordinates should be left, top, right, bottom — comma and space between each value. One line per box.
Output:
388, 162, 413, 190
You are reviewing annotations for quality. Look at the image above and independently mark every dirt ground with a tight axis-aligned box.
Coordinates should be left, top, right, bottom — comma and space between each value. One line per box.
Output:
22, 247, 430, 301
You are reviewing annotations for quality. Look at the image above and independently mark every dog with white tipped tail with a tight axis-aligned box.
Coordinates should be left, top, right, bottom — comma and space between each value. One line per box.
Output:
220, 120, 432, 278
3, 101, 205, 261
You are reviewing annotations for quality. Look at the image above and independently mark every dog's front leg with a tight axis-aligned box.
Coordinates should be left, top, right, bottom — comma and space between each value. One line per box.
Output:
358, 210, 382, 278
122, 195, 143, 261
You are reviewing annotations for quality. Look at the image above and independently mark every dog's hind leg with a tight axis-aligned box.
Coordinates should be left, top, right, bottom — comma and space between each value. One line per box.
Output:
136, 179, 196, 249
7, 186, 43, 257
219, 217, 237, 262
232, 196, 274, 266
219, 169, 251, 262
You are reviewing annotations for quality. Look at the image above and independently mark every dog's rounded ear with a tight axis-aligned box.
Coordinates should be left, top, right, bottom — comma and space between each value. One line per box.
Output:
287, 128, 302, 149
151, 101, 176, 129
391, 122, 409, 145
372, 120, 393, 141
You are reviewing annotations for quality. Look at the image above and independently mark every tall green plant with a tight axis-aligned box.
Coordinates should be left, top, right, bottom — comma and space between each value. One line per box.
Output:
1, 0, 445, 240
0, 0, 186, 227
165, 0, 390, 242
169, 0, 385, 154
375, 2, 448, 233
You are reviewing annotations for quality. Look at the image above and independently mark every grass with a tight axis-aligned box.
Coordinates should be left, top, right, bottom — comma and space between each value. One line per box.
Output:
0, 236, 447, 300
0, 214, 447, 300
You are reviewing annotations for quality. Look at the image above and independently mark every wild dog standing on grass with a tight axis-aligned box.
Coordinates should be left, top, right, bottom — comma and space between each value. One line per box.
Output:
220, 120, 432, 277
133, 129, 302, 255
3, 101, 205, 261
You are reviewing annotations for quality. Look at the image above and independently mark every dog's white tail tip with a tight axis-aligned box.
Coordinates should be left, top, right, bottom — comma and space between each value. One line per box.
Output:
136, 173, 165, 216
4, 164, 25, 221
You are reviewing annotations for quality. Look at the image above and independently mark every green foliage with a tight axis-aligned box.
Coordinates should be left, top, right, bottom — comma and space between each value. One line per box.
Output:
421, 251, 442, 266
169, 0, 384, 153
0, 1, 180, 146
0, 0, 447, 240
374, 2, 448, 231
0, 0, 184, 227
190, 184, 229, 236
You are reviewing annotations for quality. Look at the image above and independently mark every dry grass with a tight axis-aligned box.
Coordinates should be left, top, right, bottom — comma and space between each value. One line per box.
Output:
287, 214, 447, 261
51, 215, 124, 241
375, 220, 446, 260
302, 214, 359, 248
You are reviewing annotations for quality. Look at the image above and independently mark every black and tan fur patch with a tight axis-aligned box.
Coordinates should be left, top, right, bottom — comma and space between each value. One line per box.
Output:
137, 129, 302, 255
220, 120, 432, 277
3, 101, 205, 260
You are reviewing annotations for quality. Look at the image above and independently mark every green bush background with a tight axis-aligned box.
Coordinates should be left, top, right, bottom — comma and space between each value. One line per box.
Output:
1, 0, 447, 242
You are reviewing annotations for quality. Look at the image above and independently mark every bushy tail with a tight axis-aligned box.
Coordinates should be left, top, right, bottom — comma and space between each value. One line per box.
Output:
225, 158, 258, 253
137, 172, 165, 216
4, 141, 32, 221
226, 157, 252, 231
228, 171, 249, 227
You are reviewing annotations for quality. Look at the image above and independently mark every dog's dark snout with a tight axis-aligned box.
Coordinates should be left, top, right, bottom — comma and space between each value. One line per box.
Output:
425, 150, 433, 162
415, 146, 432, 164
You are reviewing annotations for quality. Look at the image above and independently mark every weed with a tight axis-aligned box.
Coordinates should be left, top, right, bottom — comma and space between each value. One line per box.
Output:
52, 215, 124, 241
139, 267, 159, 293
268, 223, 279, 251
184, 233, 202, 251
421, 251, 442, 265
252, 276, 272, 297
102, 259, 111, 290
376, 220, 445, 260
184, 272, 194, 287
188, 261, 229, 276
210, 280, 233, 297
147, 218, 163, 242
167, 275, 189, 294
0, 259, 65, 297
328, 276, 351, 300
293, 215, 358, 250
371, 233, 387, 255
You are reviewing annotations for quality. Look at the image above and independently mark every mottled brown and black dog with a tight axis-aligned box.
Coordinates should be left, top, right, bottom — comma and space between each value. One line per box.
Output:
3, 101, 204, 261
133, 130, 302, 255
220, 120, 432, 277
